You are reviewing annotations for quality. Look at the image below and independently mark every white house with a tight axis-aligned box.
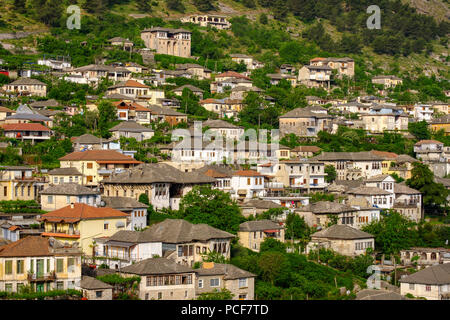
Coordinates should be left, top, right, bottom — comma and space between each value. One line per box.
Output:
230, 170, 265, 199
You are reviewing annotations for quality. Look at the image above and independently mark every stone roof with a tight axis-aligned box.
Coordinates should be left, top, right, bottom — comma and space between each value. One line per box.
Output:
59, 150, 142, 163
6, 104, 51, 122
311, 224, 374, 240
101, 197, 147, 210
201, 119, 242, 129
291, 146, 322, 153
48, 167, 82, 176
414, 140, 443, 146
296, 201, 357, 214
399, 263, 450, 285
109, 121, 154, 133
311, 151, 384, 162
121, 257, 194, 275
347, 186, 391, 196
196, 263, 256, 280
239, 199, 283, 210
365, 174, 393, 182
431, 114, 450, 124
103, 163, 215, 185
239, 220, 283, 232
30, 99, 59, 108
280, 107, 333, 119
80, 276, 113, 290
40, 183, 99, 196
435, 177, 450, 188
9, 78, 47, 86
72, 134, 103, 144
173, 84, 204, 93
396, 154, 418, 163
394, 183, 421, 195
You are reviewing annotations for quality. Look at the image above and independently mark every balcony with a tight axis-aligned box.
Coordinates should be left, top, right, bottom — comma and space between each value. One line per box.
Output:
27, 271, 56, 282
42, 230, 80, 239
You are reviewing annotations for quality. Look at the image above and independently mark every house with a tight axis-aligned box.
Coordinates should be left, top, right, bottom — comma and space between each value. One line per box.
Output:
181, 15, 231, 30
238, 199, 284, 218
230, 54, 264, 70
124, 62, 148, 74
413, 104, 434, 122
1, 123, 51, 144
399, 263, 450, 300
195, 262, 256, 300
108, 37, 134, 51
298, 65, 332, 89
101, 163, 215, 211
109, 121, 154, 142
310, 57, 355, 78
414, 140, 444, 163
0, 236, 82, 293
0, 107, 15, 123
2, 78, 47, 97
39, 203, 129, 254
400, 247, 450, 266
310, 151, 383, 180
106, 80, 154, 100
211, 78, 252, 94
200, 98, 243, 118
280, 64, 296, 74
175, 63, 211, 80
360, 105, 409, 133
4, 104, 52, 127
430, 114, 450, 136
238, 220, 285, 252
198, 119, 244, 141
307, 224, 374, 257
47, 167, 83, 186
290, 146, 322, 158
58, 150, 142, 186
385, 154, 418, 180
71, 134, 119, 152
231, 170, 266, 200
334, 101, 371, 114
430, 102, 449, 115
146, 104, 187, 126
30, 98, 59, 109
172, 84, 204, 98
393, 183, 423, 222
100, 197, 148, 230
267, 73, 297, 87
66, 64, 131, 86
372, 75, 403, 88
279, 106, 333, 138
39, 183, 101, 211
295, 201, 359, 229
95, 219, 234, 269
0, 166, 40, 201
120, 257, 196, 300
346, 186, 395, 209
141, 27, 191, 58
80, 275, 113, 300
37, 58, 71, 71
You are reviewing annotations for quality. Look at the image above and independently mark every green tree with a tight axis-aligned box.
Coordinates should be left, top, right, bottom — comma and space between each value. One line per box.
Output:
138, 193, 150, 206
362, 210, 418, 254
97, 101, 118, 138
324, 165, 337, 183
408, 121, 431, 140
406, 162, 449, 215
285, 213, 310, 240
177, 185, 245, 234
165, 0, 185, 12
258, 251, 285, 285
259, 13, 268, 25
260, 238, 286, 253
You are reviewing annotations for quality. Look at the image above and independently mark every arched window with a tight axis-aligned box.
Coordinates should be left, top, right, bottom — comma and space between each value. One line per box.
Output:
431, 252, 437, 260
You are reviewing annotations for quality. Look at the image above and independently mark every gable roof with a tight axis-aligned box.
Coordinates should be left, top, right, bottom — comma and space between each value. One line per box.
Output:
8, 78, 47, 86
347, 186, 392, 195
0, 236, 80, 257
48, 167, 82, 176
311, 224, 374, 240
296, 201, 357, 214
72, 134, 102, 144
239, 199, 283, 210
196, 263, 256, 279
29, 99, 59, 108
399, 263, 450, 285
215, 71, 251, 81
1, 123, 50, 132
414, 140, 444, 146
121, 257, 194, 275
280, 107, 333, 119
109, 121, 154, 133
311, 151, 383, 162
173, 84, 204, 93
101, 197, 148, 210
40, 203, 128, 223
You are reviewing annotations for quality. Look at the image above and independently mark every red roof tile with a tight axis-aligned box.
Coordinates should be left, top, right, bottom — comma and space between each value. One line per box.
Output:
1, 123, 50, 131
59, 150, 143, 163
40, 203, 129, 223
216, 71, 251, 81
234, 170, 263, 177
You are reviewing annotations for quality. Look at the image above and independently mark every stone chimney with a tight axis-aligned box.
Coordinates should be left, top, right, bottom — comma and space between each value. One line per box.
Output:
70, 203, 75, 209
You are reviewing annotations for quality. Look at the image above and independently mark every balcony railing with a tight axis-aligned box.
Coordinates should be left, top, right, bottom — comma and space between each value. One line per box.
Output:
27, 271, 56, 282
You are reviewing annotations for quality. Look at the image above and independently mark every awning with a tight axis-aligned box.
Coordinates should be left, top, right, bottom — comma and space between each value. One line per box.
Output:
264, 229, 279, 233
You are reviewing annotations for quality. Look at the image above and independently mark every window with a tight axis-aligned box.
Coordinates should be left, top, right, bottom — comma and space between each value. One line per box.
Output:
56, 258, 64, 273
66, 196, 71, 204
145, 293, 149, 300
426, 285, 431, 292
210, 278, 220, 287
238, 278, 247, 288
198, 279, 203, 288
16, 260, 24, 274
104, 223, 109, 230
5, 260, 12, 274
87, 163, 93, 169
96, 291, 103, 298
158, 292, 162, 300
409, 283, 415, 290
239, 294, 247, 300
48, 196, 54, 204
5, 284, 12, 293
68, 258, 75, 273
17, 283, 24, 293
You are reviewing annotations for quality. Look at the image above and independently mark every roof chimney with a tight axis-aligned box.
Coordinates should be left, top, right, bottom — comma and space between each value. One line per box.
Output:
70, 203, 74, 209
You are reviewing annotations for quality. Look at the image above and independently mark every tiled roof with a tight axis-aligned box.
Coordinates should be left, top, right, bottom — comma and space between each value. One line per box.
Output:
40, 183, 99, 196
1, 123, 50, 131
40, 203, 128, 223
215, 71, 251, 81
280, 107, 333, 119
72, 134, 102, 144
101, 197, 147, 210
365, 174, 392, 182
311, 151, 384, 161
239, 220, 283, 232
48, 167, 82, 176
173, 84, 204, 93
346, 186, 391, 195
233, 170, 263, 177
311, 224, 374, 240
9, 78, 47, 86
414, 139, 444, 146
399, 263, 450, 285
239, 199, 282, 209
111, 80, 149, 89
201, 119, 242, 129
292, 146, 322, 153
30, 99, 59, 107
121, 257, 194, 275
59, 150, 142, 163
394, 183, 421, 195
370, 150, 398, 160
109, 121, 154, 133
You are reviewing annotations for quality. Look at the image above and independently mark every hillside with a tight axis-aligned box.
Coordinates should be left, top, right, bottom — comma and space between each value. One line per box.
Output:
0, 0, 448, 79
